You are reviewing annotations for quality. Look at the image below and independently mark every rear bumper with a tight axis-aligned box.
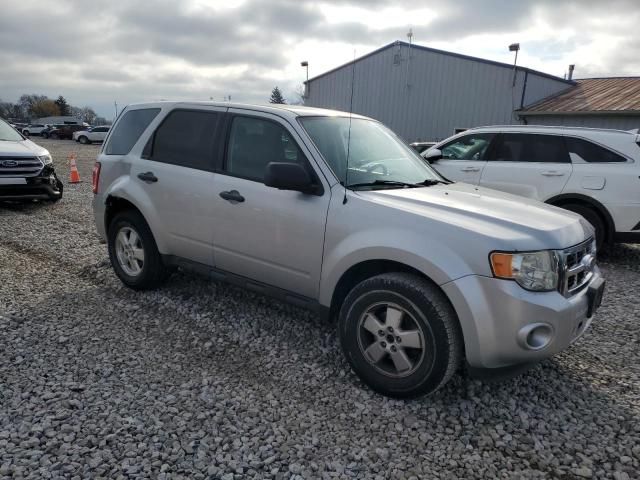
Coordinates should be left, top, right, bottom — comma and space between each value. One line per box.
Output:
442, 269, 603, 369
0, 167, 63, 201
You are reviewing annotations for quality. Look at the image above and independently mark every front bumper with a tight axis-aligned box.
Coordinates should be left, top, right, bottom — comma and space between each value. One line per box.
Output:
0, 166, 63, 201
442, 268, 603, 369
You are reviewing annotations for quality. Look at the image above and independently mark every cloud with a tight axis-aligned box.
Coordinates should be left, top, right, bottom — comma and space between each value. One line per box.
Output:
0, 0, 638, 119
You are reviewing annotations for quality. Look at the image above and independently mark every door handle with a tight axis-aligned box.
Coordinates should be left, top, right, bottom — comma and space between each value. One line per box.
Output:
460, 166, 480, 172
137, 172, 158, 183
219, 190, 245, 203
541, 171, 565, 177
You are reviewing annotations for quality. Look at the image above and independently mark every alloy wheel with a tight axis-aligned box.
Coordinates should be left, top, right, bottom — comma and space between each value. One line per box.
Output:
356, 302, 426, 378
115, 226, 145, 276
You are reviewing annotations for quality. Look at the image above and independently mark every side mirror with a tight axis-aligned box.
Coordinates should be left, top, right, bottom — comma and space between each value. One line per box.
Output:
423, 148, 442, 163
264, 162, 318, 194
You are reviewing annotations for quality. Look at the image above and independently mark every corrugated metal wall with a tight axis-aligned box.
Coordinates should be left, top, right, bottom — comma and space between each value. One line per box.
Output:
522, 115, 640, 131
305, 44, 570, 142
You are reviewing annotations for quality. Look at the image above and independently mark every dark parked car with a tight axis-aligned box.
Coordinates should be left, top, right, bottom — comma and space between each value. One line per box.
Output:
43, 124, 86, 140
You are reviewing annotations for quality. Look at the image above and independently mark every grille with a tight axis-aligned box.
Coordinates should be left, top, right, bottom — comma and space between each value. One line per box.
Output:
559, 238, 596, 297
0, 156, 43, 177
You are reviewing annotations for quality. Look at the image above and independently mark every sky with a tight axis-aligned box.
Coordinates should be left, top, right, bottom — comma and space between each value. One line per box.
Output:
1, 0, 639, 120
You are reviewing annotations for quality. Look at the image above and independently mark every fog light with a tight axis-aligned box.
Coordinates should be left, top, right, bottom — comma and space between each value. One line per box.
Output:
517, 323, 553, 350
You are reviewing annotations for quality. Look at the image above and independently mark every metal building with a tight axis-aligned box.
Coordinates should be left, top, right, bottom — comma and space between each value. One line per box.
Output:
304, 41, 574, 142
518, 77, 640, 130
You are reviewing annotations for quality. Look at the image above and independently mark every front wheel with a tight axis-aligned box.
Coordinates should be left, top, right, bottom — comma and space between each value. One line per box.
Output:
107, 210, 168, 290
41, 133, 49, 139
79, 136, 90, 144
338, 272, 463, 398
50, 133, 59, 140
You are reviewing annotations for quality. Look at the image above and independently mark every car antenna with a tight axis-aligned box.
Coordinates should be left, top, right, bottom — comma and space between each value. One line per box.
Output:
343, 49, 356, 205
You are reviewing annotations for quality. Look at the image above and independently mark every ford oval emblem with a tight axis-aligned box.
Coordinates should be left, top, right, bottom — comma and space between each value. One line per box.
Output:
1, 160, 18, 167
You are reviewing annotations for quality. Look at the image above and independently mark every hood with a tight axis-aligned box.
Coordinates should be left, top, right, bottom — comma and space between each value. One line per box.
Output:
0, 139, 48, 157
360, 182, 593, 250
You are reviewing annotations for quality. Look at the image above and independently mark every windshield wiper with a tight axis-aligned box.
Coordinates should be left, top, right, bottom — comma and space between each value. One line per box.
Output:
416, 178, 452, 186
347, 180, 421, 189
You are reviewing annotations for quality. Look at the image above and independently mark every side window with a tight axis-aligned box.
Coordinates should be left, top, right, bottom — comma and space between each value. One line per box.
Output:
489, 134, 570, 163
565, 137, 626, 163
148, 110, 219, 170
105, 108, 160, 155
225, 116, 307, 182
439, 134, 494, 160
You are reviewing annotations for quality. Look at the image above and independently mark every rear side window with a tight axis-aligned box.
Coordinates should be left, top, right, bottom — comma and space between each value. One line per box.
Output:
488, 133, 570, 163
565, 137, 627, 163
105, 108, 160, 155
148, 110, 220, 170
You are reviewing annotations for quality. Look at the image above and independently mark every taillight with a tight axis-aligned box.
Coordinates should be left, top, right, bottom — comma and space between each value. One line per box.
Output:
92, 162, 101, 194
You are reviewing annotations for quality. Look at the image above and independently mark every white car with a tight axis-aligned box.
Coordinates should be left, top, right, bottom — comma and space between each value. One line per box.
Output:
22, 124, 47, 136
424, 125, 640, 249
73, 126, 110, 144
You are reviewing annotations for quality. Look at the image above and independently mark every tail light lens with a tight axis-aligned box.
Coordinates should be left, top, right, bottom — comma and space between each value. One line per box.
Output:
92, 162, 101, 194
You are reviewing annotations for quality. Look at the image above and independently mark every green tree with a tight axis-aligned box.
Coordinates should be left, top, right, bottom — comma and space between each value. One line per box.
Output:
269, 86, 286, 104
54, 95, 71, 116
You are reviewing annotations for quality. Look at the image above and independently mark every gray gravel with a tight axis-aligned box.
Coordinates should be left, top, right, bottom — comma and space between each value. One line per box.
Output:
1, 138, 639, 479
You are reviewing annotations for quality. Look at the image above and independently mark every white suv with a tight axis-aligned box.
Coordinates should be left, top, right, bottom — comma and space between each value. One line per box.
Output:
92, 103, 604, 398
424, 126, 640, 248
73, 126, 110, 144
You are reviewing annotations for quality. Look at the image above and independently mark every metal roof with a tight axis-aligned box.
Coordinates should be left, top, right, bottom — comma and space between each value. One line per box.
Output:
520, 77, 640, 115
305, 41, 574, 86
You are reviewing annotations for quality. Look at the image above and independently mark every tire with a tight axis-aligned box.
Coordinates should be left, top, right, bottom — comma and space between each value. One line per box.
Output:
22, 130, 30, 137
107, 209, 168, 290
50, 133, 59, 140
338, 272, 463, 398
79, 136, 90, 144
562, 203, 606, 251
41, 133, 49, 139
49, 178, 64, 202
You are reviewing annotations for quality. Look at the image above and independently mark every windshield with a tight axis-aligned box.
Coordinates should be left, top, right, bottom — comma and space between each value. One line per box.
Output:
299, 116, 443, 188
0, 118, 24, 141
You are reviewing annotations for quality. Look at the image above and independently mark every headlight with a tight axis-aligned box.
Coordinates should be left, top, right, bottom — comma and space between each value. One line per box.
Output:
38, 154, 53, 165
490, 250, 559, 291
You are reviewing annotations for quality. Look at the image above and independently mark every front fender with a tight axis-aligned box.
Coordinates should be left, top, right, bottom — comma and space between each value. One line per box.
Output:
318, 227, 476, 307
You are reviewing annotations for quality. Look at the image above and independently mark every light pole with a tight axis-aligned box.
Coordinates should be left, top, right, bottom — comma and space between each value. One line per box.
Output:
509, 43, 520, 87
301, 61, 309, 100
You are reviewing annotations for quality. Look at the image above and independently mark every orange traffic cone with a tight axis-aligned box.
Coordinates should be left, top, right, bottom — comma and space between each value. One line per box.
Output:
69, 154, 81, 183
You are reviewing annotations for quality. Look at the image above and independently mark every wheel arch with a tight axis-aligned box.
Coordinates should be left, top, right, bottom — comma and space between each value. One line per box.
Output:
327, 259, 456, 322
545, 193, 615, 245
104, 193, 169, 253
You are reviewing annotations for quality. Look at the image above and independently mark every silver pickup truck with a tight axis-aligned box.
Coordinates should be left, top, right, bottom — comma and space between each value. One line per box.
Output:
92, 102, 605, 398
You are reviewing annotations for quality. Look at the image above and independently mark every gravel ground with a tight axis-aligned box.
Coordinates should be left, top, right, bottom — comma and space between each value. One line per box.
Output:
1, 138, 639, 479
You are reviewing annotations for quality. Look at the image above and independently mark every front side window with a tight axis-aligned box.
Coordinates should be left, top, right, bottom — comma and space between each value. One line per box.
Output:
149, 110, 219, 170
300, 116, 442, 188
105, 108, 160, 155
225, 116, 307, 182
565, 137, 626, 163
488, 133, 570, 163
437, 133, 494, 160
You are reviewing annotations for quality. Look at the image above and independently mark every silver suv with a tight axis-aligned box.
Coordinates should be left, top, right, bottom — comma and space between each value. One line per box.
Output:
92, 102, 605, 398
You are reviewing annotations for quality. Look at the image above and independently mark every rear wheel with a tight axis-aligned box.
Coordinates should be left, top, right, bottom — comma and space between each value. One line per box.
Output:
50, 132, 59, 140
562, 203, 606, 250
338, 272, 463, 398
107, 210, 168, 290
22, 130, 30, 137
